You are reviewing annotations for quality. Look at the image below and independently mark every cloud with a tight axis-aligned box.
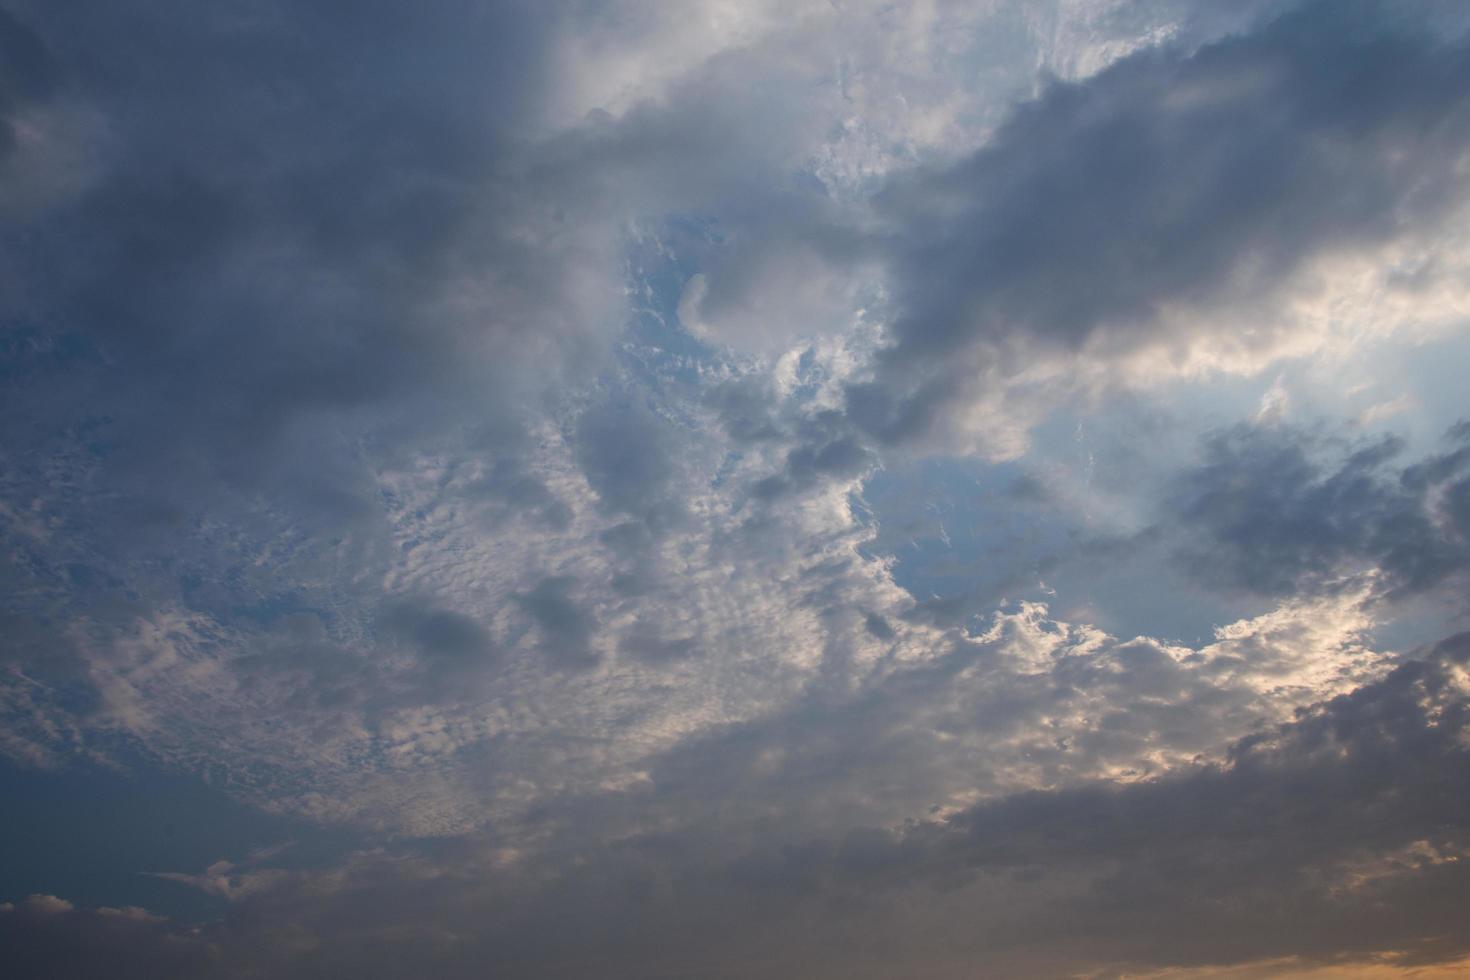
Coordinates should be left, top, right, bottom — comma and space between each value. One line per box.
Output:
11, 631, 1461, 979
1171, 421, 1470, 600
0, 8, 55, 152
843, 0, 1470, 453
378, 597, 500, 675
3, 1, 1470, 976
515, 575, 600, 672
0, 893, 200, 979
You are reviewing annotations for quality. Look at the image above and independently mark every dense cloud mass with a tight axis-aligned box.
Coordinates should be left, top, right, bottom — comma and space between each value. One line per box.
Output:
4, 633, 1468, 978
2, 1, 1468, 977
845, 0, 1470, 453
1172, 422, 1470, 599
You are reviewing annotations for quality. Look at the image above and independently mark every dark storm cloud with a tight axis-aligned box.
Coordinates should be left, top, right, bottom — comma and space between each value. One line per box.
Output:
846, 0, 1470, 446
1172, 422, 1470, 599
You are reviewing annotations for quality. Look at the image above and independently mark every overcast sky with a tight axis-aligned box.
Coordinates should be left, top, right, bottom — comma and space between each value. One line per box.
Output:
3, 2, 1470, 977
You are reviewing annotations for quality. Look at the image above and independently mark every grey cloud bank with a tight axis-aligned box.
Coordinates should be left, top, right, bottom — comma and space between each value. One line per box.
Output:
2, 1, 1469, 977
845, 0, 1470, 452
4, 632, 1467, 977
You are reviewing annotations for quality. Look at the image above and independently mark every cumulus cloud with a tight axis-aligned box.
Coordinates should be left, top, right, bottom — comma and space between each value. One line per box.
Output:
843, 0, 1470, 454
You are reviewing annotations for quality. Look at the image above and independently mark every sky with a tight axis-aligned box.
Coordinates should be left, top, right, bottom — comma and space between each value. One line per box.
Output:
2, 1, 1470, 977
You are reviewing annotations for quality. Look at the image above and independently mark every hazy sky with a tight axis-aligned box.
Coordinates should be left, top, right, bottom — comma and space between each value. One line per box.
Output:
3, 2, 1470, 977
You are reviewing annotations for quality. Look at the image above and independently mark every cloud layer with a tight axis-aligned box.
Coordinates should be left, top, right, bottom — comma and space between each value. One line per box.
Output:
2, 0, 1469, 976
